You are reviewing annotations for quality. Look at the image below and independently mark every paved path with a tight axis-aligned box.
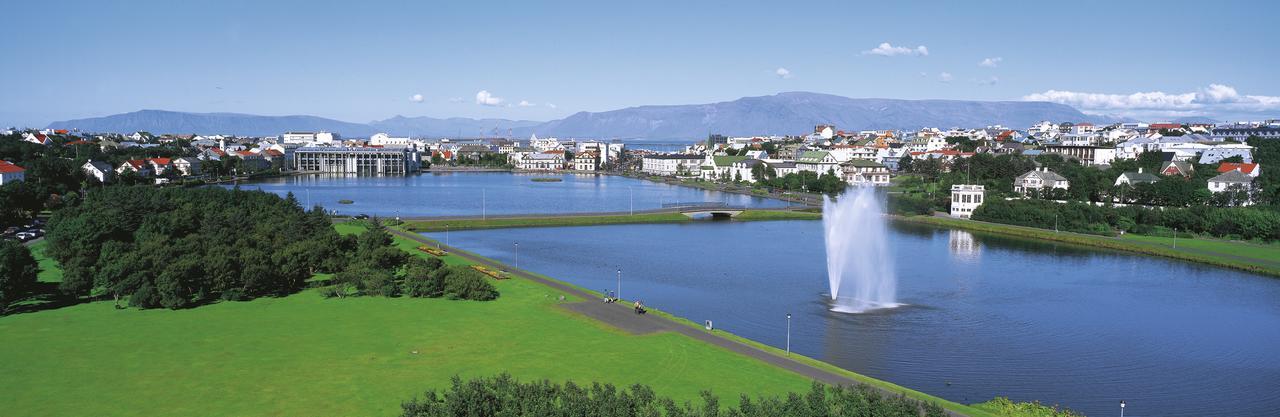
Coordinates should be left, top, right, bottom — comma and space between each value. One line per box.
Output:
387, 227, 968, 417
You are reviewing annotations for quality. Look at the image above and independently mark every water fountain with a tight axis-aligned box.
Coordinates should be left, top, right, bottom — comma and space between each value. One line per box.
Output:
823, 186, 900, 313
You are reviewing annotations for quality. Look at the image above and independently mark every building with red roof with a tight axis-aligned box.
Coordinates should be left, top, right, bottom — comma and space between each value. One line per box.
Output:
1218, 162, 1260, 177
0, 160, 26, 185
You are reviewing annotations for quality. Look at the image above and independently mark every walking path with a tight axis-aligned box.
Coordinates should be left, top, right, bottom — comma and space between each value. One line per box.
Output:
387, 227, 969, 417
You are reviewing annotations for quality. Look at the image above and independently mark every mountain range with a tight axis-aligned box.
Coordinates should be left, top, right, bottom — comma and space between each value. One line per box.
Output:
47, 92, 1104, 140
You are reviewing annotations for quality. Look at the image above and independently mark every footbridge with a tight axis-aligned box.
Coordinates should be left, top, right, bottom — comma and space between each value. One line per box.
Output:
664, 202, 746, 218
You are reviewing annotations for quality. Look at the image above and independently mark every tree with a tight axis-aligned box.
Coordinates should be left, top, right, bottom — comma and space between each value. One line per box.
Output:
0, 240, 39, 309
403, 257, 445, 297
438, 266, 498, 301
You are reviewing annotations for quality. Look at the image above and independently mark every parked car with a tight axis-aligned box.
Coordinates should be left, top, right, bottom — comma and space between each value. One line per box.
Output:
353, 214, 370, 220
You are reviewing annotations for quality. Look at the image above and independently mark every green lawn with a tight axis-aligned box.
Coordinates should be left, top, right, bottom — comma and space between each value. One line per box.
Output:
28, 240, 63, 283
0, 224, 821, 416
1120, 234, 1280, 262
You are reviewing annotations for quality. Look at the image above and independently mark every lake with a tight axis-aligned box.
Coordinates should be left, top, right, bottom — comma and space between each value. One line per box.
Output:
231, 172, 787, 217
425, 220, 1280, 417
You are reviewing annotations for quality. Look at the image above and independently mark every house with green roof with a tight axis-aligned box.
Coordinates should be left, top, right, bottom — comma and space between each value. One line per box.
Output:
700, 155, 748, 180
796, 150, 839, 175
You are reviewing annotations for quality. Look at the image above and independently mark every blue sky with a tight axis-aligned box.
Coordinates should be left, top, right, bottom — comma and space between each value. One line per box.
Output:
3, 0, 1277, 127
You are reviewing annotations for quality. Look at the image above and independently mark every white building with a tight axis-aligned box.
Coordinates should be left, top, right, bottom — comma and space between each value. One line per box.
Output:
0, 160, 26, 185
1207, 170, 1255, 206
572, 152, 599, 171
841, 159, 890, 186
950, 184, 985, 218
369, 133, 412, 146
1014, 168, 1070, 195
515, 152, 565, 171
81, 160, 113, 183
796, 151, 840, 175
293, 146, 420, 174
641, 154, 704, 176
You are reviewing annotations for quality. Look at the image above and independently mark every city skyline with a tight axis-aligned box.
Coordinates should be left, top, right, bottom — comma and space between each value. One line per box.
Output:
3, 0, 1278, 127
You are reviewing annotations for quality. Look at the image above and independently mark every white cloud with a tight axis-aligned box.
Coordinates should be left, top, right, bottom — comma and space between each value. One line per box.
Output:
919, 72, 928, 78
862, 42, 929, 57
1023, 84, 1280, 117
775, 67, 792, 79
938, 72, 953, 83
545, 102, 558, 109
409, 93, 424, 103
475, 90, 505, 106
977, 76, 999, 86
517, 100, 535, 107
979, 57, 1003, 68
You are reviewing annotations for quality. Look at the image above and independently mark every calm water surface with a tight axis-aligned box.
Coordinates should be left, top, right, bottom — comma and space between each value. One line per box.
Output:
233, 172, 786, 217
426, 221, 1280, 417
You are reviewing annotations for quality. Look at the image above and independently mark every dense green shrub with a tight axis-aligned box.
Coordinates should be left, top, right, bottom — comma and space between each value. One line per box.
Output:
439, 266, 498, 301
403, 257, 446, 298
401, 374, 947, 417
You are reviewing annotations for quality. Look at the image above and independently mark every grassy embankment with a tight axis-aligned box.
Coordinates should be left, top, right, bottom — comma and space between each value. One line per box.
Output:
900, 215, 1280, 277
401, 209, 821, 232
0, 222, 990, 417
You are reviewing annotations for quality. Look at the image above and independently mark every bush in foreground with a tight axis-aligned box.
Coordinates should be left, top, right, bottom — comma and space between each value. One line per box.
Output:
401, 374, 948, 417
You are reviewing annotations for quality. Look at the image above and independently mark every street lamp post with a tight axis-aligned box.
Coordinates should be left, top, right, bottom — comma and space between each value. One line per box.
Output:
629, 187, 634, 215
785, 313, 792, 357
445, 224, 450, 248
514, 242, 519, 270
616, 268, 622, 301
1120, 400, 1125, 417
482, 188, 487, 220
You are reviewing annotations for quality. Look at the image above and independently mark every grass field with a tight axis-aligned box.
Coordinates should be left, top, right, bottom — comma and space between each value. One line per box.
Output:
401, 209, 820, 232
1120, 233, 1280, 261
902, 216, 1280, 277
0, 224, 824, 416
28, 240, 63, 283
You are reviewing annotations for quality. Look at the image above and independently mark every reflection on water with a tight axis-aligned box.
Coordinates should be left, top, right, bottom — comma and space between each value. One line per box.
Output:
948, 230, 980, 262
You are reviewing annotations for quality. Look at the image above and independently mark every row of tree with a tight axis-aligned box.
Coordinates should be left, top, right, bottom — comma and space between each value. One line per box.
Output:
400, 374, 969, 417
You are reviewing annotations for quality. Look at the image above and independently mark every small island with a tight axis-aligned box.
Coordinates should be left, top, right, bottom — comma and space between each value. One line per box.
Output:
531, 177, 563, 183
337, 199, 354, 204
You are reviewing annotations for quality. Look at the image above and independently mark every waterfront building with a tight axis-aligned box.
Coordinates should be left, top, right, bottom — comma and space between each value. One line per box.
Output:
841, 159, 890, 186
573, 152, 599, 171
515, 152, 565, 171
294, 146, 420, 174
949, 184, 984, 218
641, 154, 704, 176
796, 151, 840, 175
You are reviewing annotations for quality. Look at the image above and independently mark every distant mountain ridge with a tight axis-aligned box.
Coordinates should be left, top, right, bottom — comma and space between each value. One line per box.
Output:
47, 92, 1104, 139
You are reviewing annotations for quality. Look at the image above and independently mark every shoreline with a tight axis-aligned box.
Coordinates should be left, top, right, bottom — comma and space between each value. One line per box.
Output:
382, 223, 988, 417
896, 215, 1280, 278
